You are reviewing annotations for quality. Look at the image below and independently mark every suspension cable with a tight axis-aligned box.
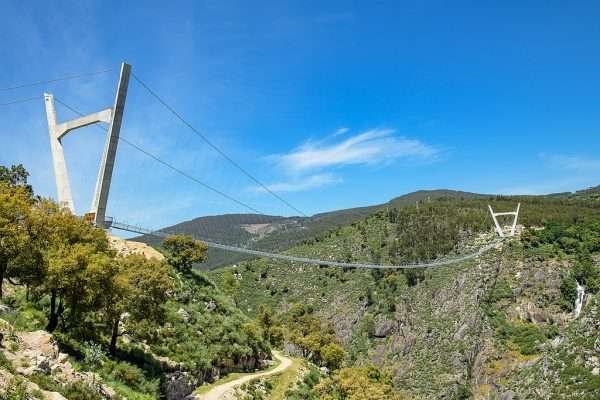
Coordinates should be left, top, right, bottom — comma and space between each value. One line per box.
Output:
53, 97, 266, 215
0, 68, 114, 91
131, 73, 308, 217
111, 219, 504, 270
0, 96, 42, 106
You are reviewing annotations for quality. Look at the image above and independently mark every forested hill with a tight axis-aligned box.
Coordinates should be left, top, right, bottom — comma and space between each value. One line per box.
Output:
136, 189, 487, 269
210, 191, 600, 399
136, 187, 600, 270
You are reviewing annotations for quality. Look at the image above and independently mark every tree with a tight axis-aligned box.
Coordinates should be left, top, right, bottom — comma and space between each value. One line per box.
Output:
45, 243, 110, 331
41, 207, 111, 332
0, 164, 32, 195
0, 182, 33, 298
257, 304, 283, 346
315, 366, 403, 400
96, 254, 172, 354
320, 343, 346, 370
162, 235, 208, 273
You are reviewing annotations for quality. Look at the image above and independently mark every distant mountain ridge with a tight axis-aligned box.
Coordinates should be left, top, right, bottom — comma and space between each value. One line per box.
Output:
135, 186, 599, 269
135, 189, 488, 269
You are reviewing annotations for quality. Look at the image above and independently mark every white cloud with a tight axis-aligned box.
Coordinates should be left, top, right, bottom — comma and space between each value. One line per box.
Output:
333, 127, 349, 136
270, 128, 438, 173
542, 153, 600, 171
252, 173, 341, 193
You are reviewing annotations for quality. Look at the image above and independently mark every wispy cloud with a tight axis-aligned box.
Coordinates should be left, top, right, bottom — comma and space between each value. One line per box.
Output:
270, 128, 439, 173
252, 173, 341, 193
333, 127, 349, 136
251, 128, 439, 194
542, 153, 600, 171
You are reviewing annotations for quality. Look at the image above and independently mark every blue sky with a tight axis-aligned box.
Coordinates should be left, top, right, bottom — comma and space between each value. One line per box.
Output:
1, 1, 599, 230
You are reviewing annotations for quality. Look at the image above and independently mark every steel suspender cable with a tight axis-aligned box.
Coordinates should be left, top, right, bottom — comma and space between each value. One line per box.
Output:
131, 73, 308, 217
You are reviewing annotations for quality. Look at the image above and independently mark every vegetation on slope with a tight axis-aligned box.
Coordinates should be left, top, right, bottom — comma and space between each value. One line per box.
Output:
474, 217, 600, 399
211, 193, 600, 399
0, 164, 271, 399
137, 189, 488, 269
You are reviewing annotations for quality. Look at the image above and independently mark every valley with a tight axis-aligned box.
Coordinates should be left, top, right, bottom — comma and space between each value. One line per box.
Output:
1, 164, 600, 399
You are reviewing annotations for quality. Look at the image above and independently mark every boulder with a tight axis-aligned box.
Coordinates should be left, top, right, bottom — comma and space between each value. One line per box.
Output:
500, 390, 515, 400
45, 392, 68, 400
205, 300, 217, 311
100, 384, 118, 399
373, 318, 393, 338
162, 371, 199, 400
453, 323, 469, 340
35, 355, 52, 375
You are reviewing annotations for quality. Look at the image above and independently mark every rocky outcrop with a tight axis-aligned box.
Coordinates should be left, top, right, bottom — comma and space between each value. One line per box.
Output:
0, 321, 116, 399
162, 371, 199, 400
109, 235, 164, 260
373, 316, 394, 338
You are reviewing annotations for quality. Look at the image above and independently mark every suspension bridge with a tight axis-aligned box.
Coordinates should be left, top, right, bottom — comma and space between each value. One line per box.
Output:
1, 62, 519, 269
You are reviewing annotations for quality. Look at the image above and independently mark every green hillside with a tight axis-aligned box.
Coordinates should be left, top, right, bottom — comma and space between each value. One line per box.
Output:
0, 166, 271, 399
210, 194, 600, 399
136, 189, 486, 269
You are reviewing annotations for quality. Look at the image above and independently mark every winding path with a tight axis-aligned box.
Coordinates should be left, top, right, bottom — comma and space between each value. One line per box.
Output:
195, 351, 293, 400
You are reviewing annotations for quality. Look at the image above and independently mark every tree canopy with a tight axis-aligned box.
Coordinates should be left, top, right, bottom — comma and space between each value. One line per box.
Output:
162, 234, 208, 273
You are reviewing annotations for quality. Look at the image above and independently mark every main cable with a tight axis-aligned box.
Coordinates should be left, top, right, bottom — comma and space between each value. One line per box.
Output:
0, 96, 42, 106
0, 68, 114, 91
53, 97, 265, 215
131, 73, 308, 217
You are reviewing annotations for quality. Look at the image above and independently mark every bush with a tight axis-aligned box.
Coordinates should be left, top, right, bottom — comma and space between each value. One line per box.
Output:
321, 343, 346, 370
3, 376, 28, 400
108, 361, 146, 387
0, 350, 15, 373
61, 382, 102, 400
82, 341, 105, 369
560, 276, 578, 311
510, 324, 547, 355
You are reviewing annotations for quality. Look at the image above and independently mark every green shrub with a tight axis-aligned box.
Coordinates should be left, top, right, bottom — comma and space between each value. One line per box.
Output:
61, 381, 102, 400
510, 324, 547, 355
560, 276, 578, 311
0, 350, 15, 373
488, 279, 513, 302
3, 376, 28, 400
108, 360, 145, 387
82, 341, 105, 369
28, 372, 61, 391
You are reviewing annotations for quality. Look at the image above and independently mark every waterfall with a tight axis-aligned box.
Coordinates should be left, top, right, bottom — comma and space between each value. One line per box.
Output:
574, 281, 585, 318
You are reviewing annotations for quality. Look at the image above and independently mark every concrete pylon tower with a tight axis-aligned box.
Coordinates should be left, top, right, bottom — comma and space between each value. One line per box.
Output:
488, 203, 521, 237
44, 62, 131, 228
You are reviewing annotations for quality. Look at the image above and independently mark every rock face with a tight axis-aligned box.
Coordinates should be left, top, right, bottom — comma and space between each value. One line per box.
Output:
109, 235, 164, 260
0, 323, 116, 399
162, 371, 199, 400
373, 317, 394, 338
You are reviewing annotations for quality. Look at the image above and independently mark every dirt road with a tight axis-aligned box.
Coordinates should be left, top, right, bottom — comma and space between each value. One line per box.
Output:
195, 351, 292, 400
